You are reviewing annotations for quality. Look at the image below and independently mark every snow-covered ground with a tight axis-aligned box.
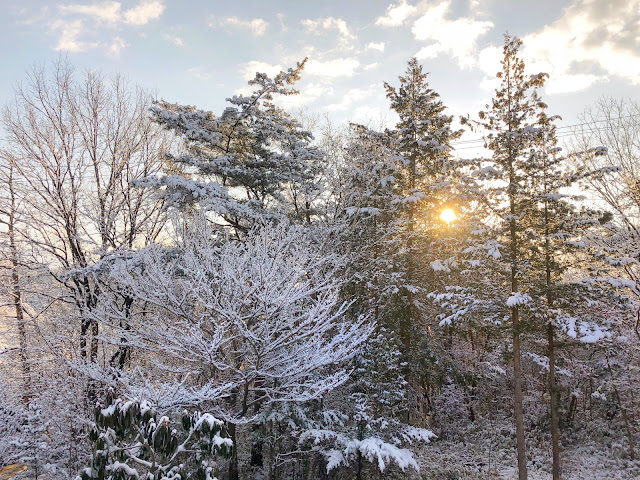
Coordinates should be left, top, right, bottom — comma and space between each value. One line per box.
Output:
412, 424, 640, 479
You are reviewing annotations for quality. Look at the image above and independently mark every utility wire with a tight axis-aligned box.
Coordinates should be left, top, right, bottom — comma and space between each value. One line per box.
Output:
450, 113, 640, 148
453, 124, 640, 151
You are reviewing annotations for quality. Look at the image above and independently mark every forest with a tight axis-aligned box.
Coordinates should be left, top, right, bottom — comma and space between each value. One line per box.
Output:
1, 35, 639, 480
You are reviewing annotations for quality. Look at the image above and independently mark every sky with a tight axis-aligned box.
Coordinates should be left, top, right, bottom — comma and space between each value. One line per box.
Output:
2, 0, 640, 152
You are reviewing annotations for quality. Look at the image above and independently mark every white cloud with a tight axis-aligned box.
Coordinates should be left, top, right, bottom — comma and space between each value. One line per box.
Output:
50, 1, 165, 56
326, 86, 378, 111
241, 61, 282, 81
351, 105, 387, 126
521, 0, 640, 90
57, 1, 164, 26
59, 1, 121, 23
52, 18, 95, 52
276, 83, 335, 109
364, 62, 381, 70
276, 13, 287, 32
214, 16, 269, 36
163, 33, 184, 46
323, 85, 392, 127
106, 36, 126, 58
474, 0, 640, 95
545, 73, 608, 95
476, 44, 502, 90
123, 1, 165, 25
301, 17, 355, 39
366, 42, 385, 52
412, 0, 493, 68
305, 58, 360, 78
375, 0, 418, 27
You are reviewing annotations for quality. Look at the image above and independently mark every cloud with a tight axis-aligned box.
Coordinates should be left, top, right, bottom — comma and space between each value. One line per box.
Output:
376, 0, 418, 27
474, 0, 639, 94
57, 1, 164, 26
351, 105, 388, 126
52, 18, 96, 52
366, 42, 385, 52
276, 13, 287, 32
106, 36, 126, 58
364, 62, 381, 70
14, 5, 50, 25
305, 58, 360, 78
49, 1, 165, 57
544, 73, 608, 95
412, 0, 493, 68
58, 1, 121, 23
476, 44, 502, 90
301, 17, 355, 39
323, 85, 392, 126
241, 61, 282, 81
213, 16, 269, 36
163, 33, 184, 46
521, 0, 640, 90
326, 85, 379, 112
276, 83, 335, 109
123, 1, 165, 25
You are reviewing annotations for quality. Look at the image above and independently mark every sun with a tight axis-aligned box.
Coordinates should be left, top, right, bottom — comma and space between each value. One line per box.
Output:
439, 208, 457, 224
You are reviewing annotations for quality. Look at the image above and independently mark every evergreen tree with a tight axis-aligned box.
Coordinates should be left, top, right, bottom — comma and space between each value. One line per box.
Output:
381, 58, 462, 421
454, 35, 626, 479
457, 36, 551, 479
81, 395, 232, 480
143, 60, 321, 234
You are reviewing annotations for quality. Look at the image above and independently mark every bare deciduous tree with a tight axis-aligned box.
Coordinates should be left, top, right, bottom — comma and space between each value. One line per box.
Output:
1, 58, 172, 373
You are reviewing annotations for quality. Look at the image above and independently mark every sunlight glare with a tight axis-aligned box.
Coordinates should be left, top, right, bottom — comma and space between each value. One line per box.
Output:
439, 208, 457, 224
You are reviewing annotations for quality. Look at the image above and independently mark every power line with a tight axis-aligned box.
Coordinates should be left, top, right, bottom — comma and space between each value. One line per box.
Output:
453, 124, 640, 151
450, 113, 640, 148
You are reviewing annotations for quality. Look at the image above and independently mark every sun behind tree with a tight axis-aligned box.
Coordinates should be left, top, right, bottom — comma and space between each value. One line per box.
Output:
439, 208, 457, 224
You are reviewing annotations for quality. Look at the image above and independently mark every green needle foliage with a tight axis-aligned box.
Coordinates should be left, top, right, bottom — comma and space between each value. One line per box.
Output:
81, 394, 232, 480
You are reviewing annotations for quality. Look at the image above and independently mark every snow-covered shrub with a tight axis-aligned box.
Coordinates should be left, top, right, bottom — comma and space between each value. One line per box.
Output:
79, 395, 232, 480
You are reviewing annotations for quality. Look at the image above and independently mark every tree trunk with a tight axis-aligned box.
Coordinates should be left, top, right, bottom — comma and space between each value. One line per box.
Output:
513, 307, 527, 480
548, 323, 560, 479
509, 147, 527, 479
615, 389, 636, 461
7, 164, 31, 402
228, 422, 239, 480
545, 185, 561, 479
401, 151, 417, 424
505, 59, 528, 474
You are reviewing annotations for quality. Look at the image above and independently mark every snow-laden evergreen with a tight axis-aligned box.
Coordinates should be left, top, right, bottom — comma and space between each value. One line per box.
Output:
140, 60, 321, 233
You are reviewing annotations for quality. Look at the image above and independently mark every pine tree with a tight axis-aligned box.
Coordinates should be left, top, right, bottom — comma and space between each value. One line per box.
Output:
382, 58, 462, 421
455, 35, 626, 479
144, 60, 321, 234
459, 35, 551, 479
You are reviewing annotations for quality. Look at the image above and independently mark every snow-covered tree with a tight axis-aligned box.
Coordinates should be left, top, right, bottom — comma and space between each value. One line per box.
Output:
455, 36, 554, 479
0, 58, 174, 478
1, 58, 171, 371
337, 59, 463, 427
382, 59, 462, 389
97, 219, 372, 479
9, 402, 54, 479
296, 329, 435, 479
142, 60, 322, 234
451, 35, 631, 480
